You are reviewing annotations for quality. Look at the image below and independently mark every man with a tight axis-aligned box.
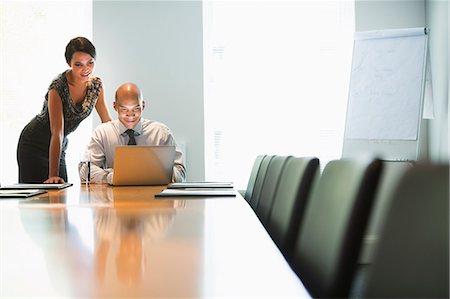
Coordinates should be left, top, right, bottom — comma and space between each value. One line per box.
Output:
81, 82, 185, 184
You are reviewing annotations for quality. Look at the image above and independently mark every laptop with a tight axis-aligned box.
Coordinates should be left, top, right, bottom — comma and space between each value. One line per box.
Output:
111, 145, 175, 186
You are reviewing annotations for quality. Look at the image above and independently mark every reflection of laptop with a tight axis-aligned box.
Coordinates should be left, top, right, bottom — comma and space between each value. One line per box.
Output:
111, 145, 175, 186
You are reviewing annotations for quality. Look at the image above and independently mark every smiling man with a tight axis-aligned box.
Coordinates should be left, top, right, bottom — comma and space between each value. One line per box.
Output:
82, 82, 185, 184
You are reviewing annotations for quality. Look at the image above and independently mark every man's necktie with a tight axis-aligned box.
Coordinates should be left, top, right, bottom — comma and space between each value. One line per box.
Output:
125, 129, 137, 145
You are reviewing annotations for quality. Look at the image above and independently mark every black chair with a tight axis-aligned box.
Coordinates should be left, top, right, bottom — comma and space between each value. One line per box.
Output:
243, 155, 266, 202
249, 155, 274, 209
360, 163, 449, 298
358, 161, 413, 265
255, 155, 291, 224
266, 156, 319, 260
290, 158, 382, 298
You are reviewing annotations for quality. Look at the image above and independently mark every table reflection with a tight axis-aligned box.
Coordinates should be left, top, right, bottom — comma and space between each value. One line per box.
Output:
94, 206, 178, 286
89, 184, 187, 209
16, 186, 184, 297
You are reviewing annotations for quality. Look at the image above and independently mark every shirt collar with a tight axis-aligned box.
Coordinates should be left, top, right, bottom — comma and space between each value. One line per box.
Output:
119, 119, 143, 136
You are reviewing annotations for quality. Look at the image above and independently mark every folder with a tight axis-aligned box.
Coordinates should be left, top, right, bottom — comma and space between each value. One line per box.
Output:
0, 189, 47, 198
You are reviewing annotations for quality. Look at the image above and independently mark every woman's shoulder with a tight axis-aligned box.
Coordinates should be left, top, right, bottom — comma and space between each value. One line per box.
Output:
88, 76, 103, 92
48, 71, 67, 89
91, 76, 102, 85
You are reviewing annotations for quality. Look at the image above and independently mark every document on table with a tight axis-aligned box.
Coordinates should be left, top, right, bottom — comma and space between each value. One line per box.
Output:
156, 189, 236, 197
0, 189, 47, 198
167, 182, 234, 189
0, 183, 73, 190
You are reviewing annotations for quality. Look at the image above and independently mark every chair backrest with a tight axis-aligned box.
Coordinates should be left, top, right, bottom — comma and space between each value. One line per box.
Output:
290, 158, 382, 298
244, 155, 266, 203
266, 156, 319, 260
361, 163, 449, 298
249, 155, 274, 209
358, 161, 413, 264
255, 155, 291, 223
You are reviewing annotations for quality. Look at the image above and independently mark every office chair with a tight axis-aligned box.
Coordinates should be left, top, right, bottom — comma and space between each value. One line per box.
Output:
254, 155, 291, 224
290, 158, 382, 298
266, 156, 319, 260
249, 155, 274, 209
360, 163, 449, 298
358, 161, 413, 265
243, 155, 266, 202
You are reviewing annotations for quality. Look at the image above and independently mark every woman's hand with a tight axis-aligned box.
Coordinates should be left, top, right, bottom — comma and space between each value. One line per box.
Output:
44, 176, 65, 184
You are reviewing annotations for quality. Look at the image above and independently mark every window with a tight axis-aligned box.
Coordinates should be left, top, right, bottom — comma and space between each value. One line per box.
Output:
0, 1, 93, 184
203, 1, 355, 189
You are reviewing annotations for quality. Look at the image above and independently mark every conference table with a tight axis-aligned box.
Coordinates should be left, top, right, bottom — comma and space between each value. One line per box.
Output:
0, 183, 310, 298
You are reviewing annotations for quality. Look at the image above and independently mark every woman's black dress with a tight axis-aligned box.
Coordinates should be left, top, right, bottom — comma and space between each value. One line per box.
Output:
17, 71, 102, 183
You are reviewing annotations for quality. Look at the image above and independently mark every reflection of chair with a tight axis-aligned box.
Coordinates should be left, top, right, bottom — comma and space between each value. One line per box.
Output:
249, 155, 274, 209
243, 155, 266, 202
265, 156, 319, 260
290, 158, 382, 298
255, 155, 291, 224
360, 164, 449, 298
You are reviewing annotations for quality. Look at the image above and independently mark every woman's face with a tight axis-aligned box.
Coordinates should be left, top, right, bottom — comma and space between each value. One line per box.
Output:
69, 51, 95, 83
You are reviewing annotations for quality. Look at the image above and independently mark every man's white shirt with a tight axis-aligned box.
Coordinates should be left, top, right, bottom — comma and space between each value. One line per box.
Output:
82, 119, 185, 184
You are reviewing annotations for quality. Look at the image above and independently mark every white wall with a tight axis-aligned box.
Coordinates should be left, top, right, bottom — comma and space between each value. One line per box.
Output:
425, 0, 449, 163
93, 1, 205, 181
355, 0, 426, 31
0, 1, 93, 185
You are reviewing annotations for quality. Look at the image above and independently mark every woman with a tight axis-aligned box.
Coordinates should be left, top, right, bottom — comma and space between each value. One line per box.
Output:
17, 37, 112, 183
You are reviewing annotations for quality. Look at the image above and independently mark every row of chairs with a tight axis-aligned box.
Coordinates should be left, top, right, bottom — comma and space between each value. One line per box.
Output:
243, 155, 449, 298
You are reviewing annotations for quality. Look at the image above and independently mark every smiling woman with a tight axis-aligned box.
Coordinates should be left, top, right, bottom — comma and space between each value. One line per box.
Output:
16, 36, 112, 183
0, 1, 100, 185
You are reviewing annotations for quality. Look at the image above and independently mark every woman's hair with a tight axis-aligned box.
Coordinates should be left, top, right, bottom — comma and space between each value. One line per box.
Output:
65, 37, 96, 64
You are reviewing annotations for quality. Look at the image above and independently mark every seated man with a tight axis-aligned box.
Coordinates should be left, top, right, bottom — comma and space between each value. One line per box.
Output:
81, 82, 185, 184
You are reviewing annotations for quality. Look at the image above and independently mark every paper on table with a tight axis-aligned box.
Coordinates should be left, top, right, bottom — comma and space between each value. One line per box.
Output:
156, 189, 236, 197
167, 182, 233, 189
0, 183, 73, 190
0, 189, 47, 198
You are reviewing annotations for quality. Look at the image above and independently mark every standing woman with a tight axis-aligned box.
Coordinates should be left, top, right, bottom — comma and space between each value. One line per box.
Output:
17, 37, 112, 183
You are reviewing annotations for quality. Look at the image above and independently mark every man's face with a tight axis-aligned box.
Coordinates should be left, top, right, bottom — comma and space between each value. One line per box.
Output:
114, 97, 144, 129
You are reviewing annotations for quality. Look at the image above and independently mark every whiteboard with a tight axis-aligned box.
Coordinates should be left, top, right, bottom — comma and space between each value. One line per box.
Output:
342, 27, 428, 161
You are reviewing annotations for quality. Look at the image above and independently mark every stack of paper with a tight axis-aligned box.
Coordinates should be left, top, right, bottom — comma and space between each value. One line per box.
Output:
167, 182, 233, 189
156, 182, 235, 198
0, 189, 47, 198
0, 183, 73, 190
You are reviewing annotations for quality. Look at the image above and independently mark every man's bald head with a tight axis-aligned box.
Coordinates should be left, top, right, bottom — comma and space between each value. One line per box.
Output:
115, 82, 143, 104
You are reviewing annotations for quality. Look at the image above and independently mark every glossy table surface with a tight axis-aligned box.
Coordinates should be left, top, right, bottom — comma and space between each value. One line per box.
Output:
0, 184, 310, 298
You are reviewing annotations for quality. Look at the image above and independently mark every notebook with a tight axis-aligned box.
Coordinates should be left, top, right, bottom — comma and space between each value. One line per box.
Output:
0, 189, 47, 198
1, 183, 73, 190
156, 189, 236, 197
111, 145, 175, 186
167, 182, 234, 189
